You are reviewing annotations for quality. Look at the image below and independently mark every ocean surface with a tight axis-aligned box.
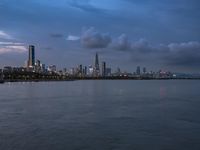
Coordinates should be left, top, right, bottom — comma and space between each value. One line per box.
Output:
0, 80, 200, 150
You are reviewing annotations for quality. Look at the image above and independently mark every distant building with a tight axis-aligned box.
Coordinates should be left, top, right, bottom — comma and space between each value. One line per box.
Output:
94, 52, 100, 76
3, 66, 12, 72
106, 68, 112, 76
40, 64, 46, 73
79, 64, 83, 75
63, 68, 67, 73
88, 65, 93, 76
48, 65, 56, 72
24, 60, 28, 68
136, 66, 140, 75
102, 61, 106, 77
143, 67, 146, 74
35, 60, 41, 67
115, 67, 121, 76
28, 45, 35, 67
83, 66, 87, 76
35, 60, 41, 72
69, 68, 75, 76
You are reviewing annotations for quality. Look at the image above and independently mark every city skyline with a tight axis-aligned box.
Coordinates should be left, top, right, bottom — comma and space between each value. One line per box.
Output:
0, 45, 180, 81
0, 45, 174, 76
0, 0, 200, 73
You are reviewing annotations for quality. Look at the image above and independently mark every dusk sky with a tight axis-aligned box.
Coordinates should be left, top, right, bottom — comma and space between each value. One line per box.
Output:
0, 0, 200, 73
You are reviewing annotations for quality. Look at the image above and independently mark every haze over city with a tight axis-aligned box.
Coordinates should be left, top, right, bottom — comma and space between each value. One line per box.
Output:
0, 0, 200, 73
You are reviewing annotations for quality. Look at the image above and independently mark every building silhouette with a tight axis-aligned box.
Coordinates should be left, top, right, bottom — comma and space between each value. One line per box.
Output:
94, 52, 100, 76
136, 66, 141, 75
28, 45, 35, 67
143, 67, 147, 74
102, 61, 106, 77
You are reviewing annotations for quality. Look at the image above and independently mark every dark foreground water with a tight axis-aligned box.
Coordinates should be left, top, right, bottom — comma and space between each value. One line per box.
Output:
0, 80, 200, 150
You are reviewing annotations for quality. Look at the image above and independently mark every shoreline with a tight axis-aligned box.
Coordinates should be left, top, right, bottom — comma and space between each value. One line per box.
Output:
1, 77, 200, 83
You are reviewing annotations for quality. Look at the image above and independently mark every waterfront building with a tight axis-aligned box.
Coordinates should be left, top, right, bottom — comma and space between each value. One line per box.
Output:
3, 66, 12, 72
102, 61, 106, 77
79, 64, 83, 75
69, 68, 75, 76
143, 67, 147, 74
83, 66, 87, 76
63, 68, 67, 73
35, 60, 41, 72
136, 66, 141, 75
40, 64, 46, 72
48, 65, 56, 72
115, 67, 121, 76
94, 53, 100, 77
24, 60, 28, 68
28, 45, 35, 67
88, 65, 93, 76
35, 60, 41, 67
106, 68, 112, 76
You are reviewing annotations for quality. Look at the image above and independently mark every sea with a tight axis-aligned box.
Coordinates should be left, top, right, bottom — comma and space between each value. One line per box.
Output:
0, 80, 200, 150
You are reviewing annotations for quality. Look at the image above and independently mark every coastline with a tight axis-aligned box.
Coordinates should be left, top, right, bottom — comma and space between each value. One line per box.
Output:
2, 77, 200, 83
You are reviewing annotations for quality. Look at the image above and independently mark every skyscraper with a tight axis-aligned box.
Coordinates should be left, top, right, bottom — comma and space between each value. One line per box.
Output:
79, 64, 83, 76
143, 67, 147, 74
28, 45, 35, 67
136, 66, 141, 75
94, 52, 100, 76
83, 66, 87, 76
102, 61, 106, 77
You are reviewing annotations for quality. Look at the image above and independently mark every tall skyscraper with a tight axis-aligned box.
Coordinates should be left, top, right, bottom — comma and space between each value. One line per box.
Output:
28, 45, 35, 67
83, 66, 87, 76
79, 64, 83, 76
94, 52, 100, 76
102, 61, 106, 77
136, 66, 141, 75
143, 67, 147, 74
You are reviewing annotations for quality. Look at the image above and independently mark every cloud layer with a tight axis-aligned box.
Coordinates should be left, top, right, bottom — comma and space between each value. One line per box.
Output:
81, 27, 112, 49
112, 34, 131, 51
0, 30, 12, 39
0, 45, 27, 54
130, 40, 200, 67
0, 31, 27, 54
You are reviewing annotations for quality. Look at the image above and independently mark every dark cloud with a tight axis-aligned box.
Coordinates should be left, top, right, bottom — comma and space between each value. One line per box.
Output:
129, 40, 200, 67
81, 27, 111, 49
165, 42, 200, 66
112, 34, 131, 51
131, 39, 153, 53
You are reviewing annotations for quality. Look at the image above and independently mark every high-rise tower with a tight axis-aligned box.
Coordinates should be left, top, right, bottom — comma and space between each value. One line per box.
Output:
28, 45, 35, 67
102, 61, 106, 77
95, 52, 99, 71
136, 66, 141, 75
94, 52, 100, 76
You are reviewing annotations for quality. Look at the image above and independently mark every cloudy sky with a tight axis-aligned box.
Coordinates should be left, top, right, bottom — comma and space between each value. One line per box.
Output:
0, 0, 200, 73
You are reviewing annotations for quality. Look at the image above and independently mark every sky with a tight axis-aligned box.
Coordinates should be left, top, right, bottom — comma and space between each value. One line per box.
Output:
0, 0, 200, 73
